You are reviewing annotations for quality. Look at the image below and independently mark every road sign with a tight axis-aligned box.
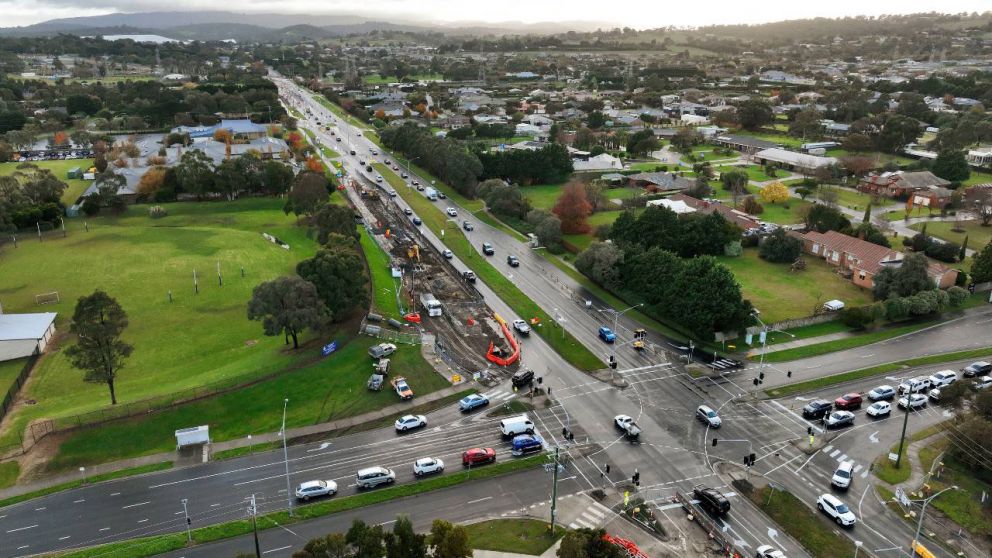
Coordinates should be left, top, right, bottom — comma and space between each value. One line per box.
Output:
321, 341, 338, 356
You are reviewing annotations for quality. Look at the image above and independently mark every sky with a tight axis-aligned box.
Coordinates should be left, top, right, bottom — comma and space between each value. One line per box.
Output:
1, 0, 990, 28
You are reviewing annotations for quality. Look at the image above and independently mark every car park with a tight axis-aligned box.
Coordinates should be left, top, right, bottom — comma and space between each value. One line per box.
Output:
898, 393, 928, 410
866, 401, 891, 418
695, 405, 722, 428
512, 319, 531, 335
598, 326, 616, 343
831, 461, 855, 490
962, 361, 991, 378
692, 485, 731, 516
462, 221, 474, 231
816, 493, 856, 526
394, 414, 427, 431
356, 466, 395, 489
295, 480, 337, 501
446, 207, 458, 217
462, 447, 496, 466
802, 400, 832, 420
481, 242, 495, 255
823, 411, 855, 429
755, 545, 786, 558
868, 385, 896, 401
511, 369, 535, 388
368, 343, 397, 358
459, 393, 489, 412
413, 457, 444, 476
833, 393, 863, 410
929, 370, 957, 388
511, 434, 544, 456
506, 255, 520, 267
898, 377, 931, 394
442, 249, 453, 259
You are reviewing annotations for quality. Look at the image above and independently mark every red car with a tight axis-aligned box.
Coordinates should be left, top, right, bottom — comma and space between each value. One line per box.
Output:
462, 447, 496, 467
834, 393, 863, 410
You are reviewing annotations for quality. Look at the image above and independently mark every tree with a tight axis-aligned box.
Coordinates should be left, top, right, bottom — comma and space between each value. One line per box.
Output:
759, 229, 801, 263
286, 172, 329, 217
737, 99, 773, 130
293, 533, 349, 558
174, 149, 215, 198
720, 169, 749, 203
429, 520, 471, 558
686, 176, 712, 199
575, 242, 624, 291
795, 186, 813, 200
296, 238, 370, 322
841, 133, 874, 153
971, 241, 992, 284
64, 290, 133, 405
263, 160, 294, 195
839, 156, 876, 177
671, 128, 700, 150
803, 204, 851, 233
960, 235, 969, 263
877, 114, 920, 154
137, 166, 167, 198
534, 213, 563, 252
626, 129, 659, 156
788, 108, 823, 139
313, 204, 359, 244
608, 210, 638, 246
557, 529, 623, 558
552, 181, 593, 234
759, 182, 789, 204
931, 150, 971, 184
741, 195, 763, 215
478, 179, 531, 220
247, 276, 329, 349
384, 517, 426, 558
872, 252, 933, 300
347, 520, 385, 558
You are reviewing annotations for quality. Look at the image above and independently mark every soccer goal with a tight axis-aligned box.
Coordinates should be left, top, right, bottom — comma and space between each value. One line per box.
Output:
35, 292, 60, 305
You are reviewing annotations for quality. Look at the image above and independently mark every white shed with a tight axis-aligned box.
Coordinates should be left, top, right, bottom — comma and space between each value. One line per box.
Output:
175, 425, 211, 448
0, 312, 57, 362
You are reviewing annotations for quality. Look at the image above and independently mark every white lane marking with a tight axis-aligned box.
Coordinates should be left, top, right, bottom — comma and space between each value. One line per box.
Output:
467, 496, 493, 505
821, 445, 833, 454
73, 499, 85, 503
99, 527, 110, 532
838, 454, 848, 463
59, 536, 71, 541
853, 464, 863, 473
137, 519, 149, 523
379, 520, 397, 526
16, 546, 28, 550
6, 524, 38, 533
829, 449, 841, 458
121, 501, 150, 509
262, 545, 293, 554
210, 503, 221, 507
34, 507, 46, 511
109, 492, 120, 496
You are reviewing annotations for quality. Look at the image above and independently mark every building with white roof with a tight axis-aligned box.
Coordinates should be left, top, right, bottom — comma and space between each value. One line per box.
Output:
0, 313, 57, 362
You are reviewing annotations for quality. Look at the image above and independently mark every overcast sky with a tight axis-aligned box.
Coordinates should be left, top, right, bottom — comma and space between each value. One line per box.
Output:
1, 0, 990, 29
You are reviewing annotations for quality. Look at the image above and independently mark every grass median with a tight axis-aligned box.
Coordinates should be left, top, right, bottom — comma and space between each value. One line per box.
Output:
374, 164, 604, 372
465, 518, 564, 555
50, 455, 545, 558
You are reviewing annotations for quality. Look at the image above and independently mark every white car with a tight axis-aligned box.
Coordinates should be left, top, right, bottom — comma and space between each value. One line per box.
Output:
831, 460, 854, 490
446, 207, 458, 217
394, 414, 427, 431
868, 385, 896, 401
898, 377, 931, 395
866, 401, 891, 417
755, 545, 786, 558
413, 457, 444, 477
928, 370, 957, 388
928, 388, 942, 402
295, 480, 337, 501
975, 377, 992, 390
442, 249, 453, 259
512, 319, 531, 335
898, 393, 928, 410
816, 493, 856, 526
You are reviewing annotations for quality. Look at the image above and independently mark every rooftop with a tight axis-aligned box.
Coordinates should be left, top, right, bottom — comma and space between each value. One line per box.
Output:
0, 313, 57, 341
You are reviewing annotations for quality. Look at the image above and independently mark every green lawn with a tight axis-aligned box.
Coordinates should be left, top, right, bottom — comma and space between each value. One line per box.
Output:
717, 249, 873, 323
0, 357, 28, 401
465, 519, 564, 555
359, 228, 402, 317
687, 144, 738, 163
48, 338, 449, 469
821, 186, 875, 212
0, 159, 95, 206
0, 198, 323, 452
521, 183, 568, 210
626, 161, 670, 172
960, 170, 992, 187
756, 199, 813, 225
739, 130, 803, 149
0, 460, 19, 489
910, 220, 992, 254
715, 165, 782, 183
917, 439, 992, 538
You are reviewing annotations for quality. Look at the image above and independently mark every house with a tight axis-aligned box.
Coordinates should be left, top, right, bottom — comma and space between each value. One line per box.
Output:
966, 147, 992, 167
713, 134, 779, 153
650, 193, 760, 231
647, 198, 696, 214
908, 187, 954, 210
0, 312, 57, 362
928, 261, 960, 289
858, 171, 951, 199
627, 172, 694, 193
573, 153, 622, 172
752, 148, 837, 173
963, 183, 992, 207
792, 230, 904, 289
172, 119, 268, 141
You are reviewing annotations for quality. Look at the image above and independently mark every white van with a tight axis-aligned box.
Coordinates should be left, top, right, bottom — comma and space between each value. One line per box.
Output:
499, 414, 535, 438
928, 370, 957, 388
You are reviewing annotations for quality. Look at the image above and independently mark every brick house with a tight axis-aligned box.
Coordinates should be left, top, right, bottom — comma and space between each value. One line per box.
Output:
666, 193, 761, 231
857, 171, 950, 200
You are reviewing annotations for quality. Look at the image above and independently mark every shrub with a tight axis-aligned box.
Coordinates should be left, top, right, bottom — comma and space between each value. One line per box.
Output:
840, 306, 874, 329
758, 229, 801, 263
148, 205, 168, 219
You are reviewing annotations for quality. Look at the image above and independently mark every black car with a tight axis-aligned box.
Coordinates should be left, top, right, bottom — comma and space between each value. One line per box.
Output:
350, 150, 357, 155
802, 400, 833, 420
506, 255, 520, 267
962, 361, 992, 378
482, 243, 495, 256
511, 369, 534, 388
692, 485, 730, 516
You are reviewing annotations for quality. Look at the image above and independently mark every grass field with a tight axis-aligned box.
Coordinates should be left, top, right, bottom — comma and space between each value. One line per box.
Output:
718, 249, 873, 323
0, 357, 28, 400
359, 228, 402, 317
0, 198, 323, 453
0, 159, 94, 205
715, 165, 782, 183
910, 220, 992, 253
0, 460, 18, 489
821, 186, 876, 212
960, 170, 992, 187
465, 519, 563, 555
757, 199, 813, 225
521, 183, 568, 210
918, 439, 992, 538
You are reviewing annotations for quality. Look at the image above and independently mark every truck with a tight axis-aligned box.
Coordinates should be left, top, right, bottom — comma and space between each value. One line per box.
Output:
419, 293, 443, 317
425, 187, 438, 201
614, 414, 642, 440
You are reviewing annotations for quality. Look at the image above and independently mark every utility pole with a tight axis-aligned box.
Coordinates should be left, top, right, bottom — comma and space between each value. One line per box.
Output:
282, 398, 293, 516
182, 498, 192, 542
249, 494, 261, 558
895, 400, 911, 468
550, 446, 560, 534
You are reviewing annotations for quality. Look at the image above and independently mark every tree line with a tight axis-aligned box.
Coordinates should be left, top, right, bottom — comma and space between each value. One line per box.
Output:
0, 163, 68, 232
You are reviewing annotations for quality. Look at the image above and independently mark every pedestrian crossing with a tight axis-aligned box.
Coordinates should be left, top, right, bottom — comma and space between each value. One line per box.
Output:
486, 387, 517, 403
567, 501, 612, 530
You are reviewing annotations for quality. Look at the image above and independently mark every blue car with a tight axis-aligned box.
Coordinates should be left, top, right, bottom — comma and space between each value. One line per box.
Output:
459, 393, 490, 412
511, 434, 544, 456
598, 326, 616, 343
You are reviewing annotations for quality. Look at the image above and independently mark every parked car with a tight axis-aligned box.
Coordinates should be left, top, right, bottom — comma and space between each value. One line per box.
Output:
866, 401, 891, 418
463, 270, 476, 283
823, 411, 855, 429
928, 370, 957, 388
295, 480, 337, 501
868, 385, 896, 401
898, 393, 928, 410
598, 326, 617, 343
391, 377, 414, 400
459, 393, 489, 412
368, 343, 397, 359
511, 369, 535, 388
510, 434, 544, 456
512, 319, 531, 335
481, 242, 494, 256
692, 485, 731, 516
442, 249, 453, 259
413, 457, 444, 477
394, 414, 427, 431
802, 400, 833, 420
446, 207, 458, 217
928, 388, 942, 402
462, 447, 496, 466
355, 466, 395, 489
962, 361, 992, 378
506, 255, 520, 267
975, 377, 992, 390
833, 393, 863, 411
755, 545, 786, 558
898, 377, 932, 395
462, 220, 474, 231
816, 493, 856, 526
695, 405, 722, 428
831, 461, 855, 490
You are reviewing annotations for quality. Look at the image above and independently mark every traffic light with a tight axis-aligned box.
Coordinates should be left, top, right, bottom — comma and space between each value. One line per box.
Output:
759, 371, 765, 381
712, 438, 718, 447
609, 355, 618, 369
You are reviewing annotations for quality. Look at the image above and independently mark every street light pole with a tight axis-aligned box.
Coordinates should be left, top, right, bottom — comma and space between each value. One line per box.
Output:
281, 398, 293, 517
601, 303, 643, 372
912, 486, 959, 552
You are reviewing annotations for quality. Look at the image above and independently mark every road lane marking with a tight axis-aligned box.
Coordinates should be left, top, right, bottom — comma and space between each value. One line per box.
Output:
34, 507, 46, 511
121, 501, 150, 509
73, 499, 85, 503
838, 454, 848, 463
138, 519, 149, 523
467, 496, 493, 504
17, 546, 28, 550
59, 536, 71, 541
829, 449, 840, 458
110, 492, 120, 496
99, 527, 110, 531
262, 545, 292, 554
6, 524, 38, 533
210, 503, 220, 507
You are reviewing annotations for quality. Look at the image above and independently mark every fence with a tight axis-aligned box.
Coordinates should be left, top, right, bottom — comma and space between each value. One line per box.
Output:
0, 355, 37, 424
745, 313, 838, 336
0, 227, 69, 249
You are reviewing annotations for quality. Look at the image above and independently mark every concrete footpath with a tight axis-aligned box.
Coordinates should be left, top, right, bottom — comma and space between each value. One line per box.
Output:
0, 384, 466, 501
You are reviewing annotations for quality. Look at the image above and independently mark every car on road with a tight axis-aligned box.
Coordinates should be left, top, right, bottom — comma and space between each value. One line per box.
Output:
391, 376, 414, 400
802, 400, 833, 420
816, 493, 856, 526
413, 457, 444, 477
462, 447, 496, 466
928, 370, 957, 388
823, 411, 855, 429
404, 208, 413, 215
369, 343, 397, 359
975, 377, 992, 390
446, 207, 458, 217
350, 150, 356, 155
401, 172, 408, 178
512, 319, 531, 335
511, 369, 535, 388
295, 480, 337, 501
356, 466, 395, 489
412, 217, 422, 226
462, 220, 474, 231
442, 249, 453, 259
463, 270, 476, 283
833, 393, 863, 410
459, 393, 490, 412
866, 401, 891, 418
511, 434, 544, 456
898, 393, 928, 410
336, 137, 342, 142
695, 405, 722, 428
438, 191, 447, 199
506, 255, 520, 267
394, 414, 427, 431
962, 361, 991, 378
416, 183, 425, 191
482, 242, 495, 255
375, 175, 383, 183
598, 326, 617, 343
831, 460, 855, 490
868, 385, 896, 401
412, 180, 419, 186
692, 485, 731, 516
755, 545, 786, 558
898, 377, 931, 395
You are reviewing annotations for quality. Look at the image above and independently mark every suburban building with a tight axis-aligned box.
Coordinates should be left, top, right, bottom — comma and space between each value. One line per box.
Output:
663, 193, 761, 231
0, 312, 57, 362
967, 147, 992, 167
172, 119, 268, 141
752, 148, 837, 173
963, 183, 992, 207
713, 134, 779, 153
572, 153, 623, 172
858, 171, 951, 200
627, 172, 694, 193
